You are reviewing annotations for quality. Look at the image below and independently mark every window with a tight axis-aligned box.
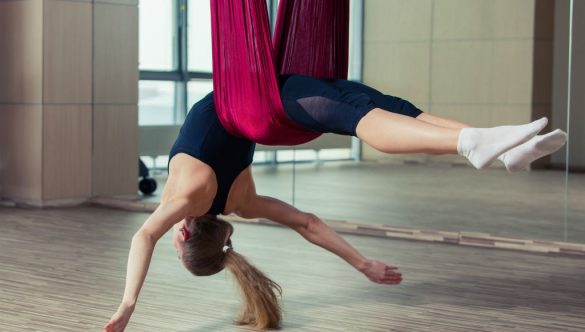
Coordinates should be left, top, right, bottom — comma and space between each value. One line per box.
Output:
187, 80, 214, 108
138, 1, 175, 71
139, 0, 214, 126
187, 0, 212, 73
138, 81, 176, 125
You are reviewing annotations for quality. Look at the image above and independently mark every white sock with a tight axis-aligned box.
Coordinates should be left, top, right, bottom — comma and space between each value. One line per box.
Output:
457, 117, 548, 169
498, 129, 567, 172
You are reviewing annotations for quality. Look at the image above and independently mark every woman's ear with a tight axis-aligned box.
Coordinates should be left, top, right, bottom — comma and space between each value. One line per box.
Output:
180, 225, 191, 241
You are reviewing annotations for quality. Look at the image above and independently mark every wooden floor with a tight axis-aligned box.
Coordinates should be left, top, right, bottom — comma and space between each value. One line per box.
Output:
1, 206, 584, 331
145, 161, 585, 243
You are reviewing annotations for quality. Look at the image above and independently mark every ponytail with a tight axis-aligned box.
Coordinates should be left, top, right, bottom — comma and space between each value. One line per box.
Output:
182, 215, 282, 329
224, 250, 282, 329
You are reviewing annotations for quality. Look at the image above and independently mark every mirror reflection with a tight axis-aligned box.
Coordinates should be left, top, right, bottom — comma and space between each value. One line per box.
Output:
291, 0, 582, 246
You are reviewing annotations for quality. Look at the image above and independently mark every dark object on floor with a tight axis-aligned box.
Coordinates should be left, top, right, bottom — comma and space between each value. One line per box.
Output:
139, 159, 157, 195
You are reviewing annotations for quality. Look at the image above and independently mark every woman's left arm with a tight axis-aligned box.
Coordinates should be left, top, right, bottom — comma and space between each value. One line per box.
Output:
238, 195, 402, 285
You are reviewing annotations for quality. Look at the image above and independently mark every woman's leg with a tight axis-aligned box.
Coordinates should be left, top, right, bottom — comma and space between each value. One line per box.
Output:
415, 112, 471, 129
332, 78, 565, 170
414, 112, 567, 172
356, 108, 549, 169
356, 109, 461, 155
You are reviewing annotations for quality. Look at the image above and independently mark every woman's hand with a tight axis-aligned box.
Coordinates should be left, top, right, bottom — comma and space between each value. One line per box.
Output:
103, 302, 135, 332
102, 199, 197, 332
360, 259, 402, 285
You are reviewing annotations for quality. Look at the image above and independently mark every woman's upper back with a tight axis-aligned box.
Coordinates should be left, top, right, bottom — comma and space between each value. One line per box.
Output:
168, 93, 256, 216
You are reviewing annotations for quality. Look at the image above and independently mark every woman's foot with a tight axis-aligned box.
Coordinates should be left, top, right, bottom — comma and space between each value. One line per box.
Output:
498, 129, 568, 172
457, 117, 548, 169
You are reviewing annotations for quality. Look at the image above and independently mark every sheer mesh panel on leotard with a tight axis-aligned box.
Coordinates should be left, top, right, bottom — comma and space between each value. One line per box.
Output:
295, 96, 375, 135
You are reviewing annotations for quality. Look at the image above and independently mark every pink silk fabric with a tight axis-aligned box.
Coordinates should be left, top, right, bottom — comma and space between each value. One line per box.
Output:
273, 0, 349, 80
210, 0, 349, 145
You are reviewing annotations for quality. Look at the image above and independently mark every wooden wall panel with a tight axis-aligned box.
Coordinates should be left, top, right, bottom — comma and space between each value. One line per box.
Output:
433, 0, 535, 40
0, 105, 43, 201
364, 0, 432, 42
93, 3, 139, 104
43, 0, 92, 104
0, 0, 43, 104
362, 0, 553, 167
42, 105, 92, 200
92, 105, 138, 196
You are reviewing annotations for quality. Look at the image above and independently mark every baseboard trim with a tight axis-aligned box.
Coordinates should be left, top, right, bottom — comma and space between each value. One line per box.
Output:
0, 197, 88, 208
89, 197, 585, 258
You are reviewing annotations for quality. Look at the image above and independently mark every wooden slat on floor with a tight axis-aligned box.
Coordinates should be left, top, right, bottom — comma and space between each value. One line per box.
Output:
0, 206, 584, 331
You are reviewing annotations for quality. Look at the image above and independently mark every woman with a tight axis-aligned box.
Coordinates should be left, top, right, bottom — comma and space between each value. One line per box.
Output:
104, 75, 566, 331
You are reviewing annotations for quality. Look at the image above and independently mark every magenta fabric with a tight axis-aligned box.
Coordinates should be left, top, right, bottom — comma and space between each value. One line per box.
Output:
273, 0, 349, 79
210, 0, 349, 145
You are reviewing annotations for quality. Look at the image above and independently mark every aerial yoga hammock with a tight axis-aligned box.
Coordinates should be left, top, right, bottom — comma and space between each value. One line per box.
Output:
211, 0, 349, 145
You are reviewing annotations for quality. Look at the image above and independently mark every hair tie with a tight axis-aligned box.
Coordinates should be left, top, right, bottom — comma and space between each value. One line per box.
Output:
222, 245, 232, 253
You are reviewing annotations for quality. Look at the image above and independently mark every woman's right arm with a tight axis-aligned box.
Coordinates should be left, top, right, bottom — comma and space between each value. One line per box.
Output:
103, 198, 194, 332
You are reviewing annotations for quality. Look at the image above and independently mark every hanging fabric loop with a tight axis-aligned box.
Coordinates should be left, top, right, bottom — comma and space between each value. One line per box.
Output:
210, 0, 349, 145
273, 0, 349, 79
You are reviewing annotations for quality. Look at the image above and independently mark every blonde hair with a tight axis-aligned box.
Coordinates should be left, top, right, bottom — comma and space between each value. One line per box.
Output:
182, 215, 282, 330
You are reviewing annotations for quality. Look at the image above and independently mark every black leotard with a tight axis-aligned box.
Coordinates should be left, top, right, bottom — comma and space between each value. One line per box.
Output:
169, 93, 255, 215
169, 76, 423, 215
